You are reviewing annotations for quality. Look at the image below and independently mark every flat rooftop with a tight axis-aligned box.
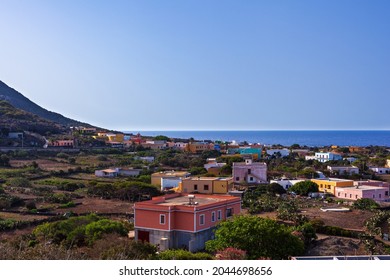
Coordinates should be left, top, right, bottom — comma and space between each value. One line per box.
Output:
182, 177, 232, 181
152, 171, 190, 177
314, 178, 353, 182
338, 185, 389, 191
156, 195, 225, 206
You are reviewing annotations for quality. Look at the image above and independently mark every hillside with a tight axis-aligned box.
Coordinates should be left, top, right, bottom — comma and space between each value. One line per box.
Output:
0, 100, 64, 135
0, 80, 89, 127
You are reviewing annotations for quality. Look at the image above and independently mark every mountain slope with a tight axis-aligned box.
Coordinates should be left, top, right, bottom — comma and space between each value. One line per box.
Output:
0, 80, 88, 127
0, 100, 64, 134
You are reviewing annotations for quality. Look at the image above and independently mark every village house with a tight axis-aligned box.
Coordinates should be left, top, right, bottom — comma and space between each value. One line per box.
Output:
134, 193, 241, 252
95, 168, 118, 178
95, 168, 141, 178
311, 178, 354, 195
314, 152, 343, 163
327, 166, 359, 175
151, 171, 191, 191
185, 142, 213, 153
178, 177, 233, 194
335, 185, 390, 202
141, 140, 167, 150
233, 159, 267, 185
203, 158, 226, 175
369, 167, 390, 174
48, 139, 74, 148
270, 179, 305, 190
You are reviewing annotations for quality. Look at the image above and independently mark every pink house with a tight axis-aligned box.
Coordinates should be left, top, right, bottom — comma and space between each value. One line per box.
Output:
49, 139, 74, 147
134, 193, 241, 252
335, 185, 390, 202
233, 159, 267, 185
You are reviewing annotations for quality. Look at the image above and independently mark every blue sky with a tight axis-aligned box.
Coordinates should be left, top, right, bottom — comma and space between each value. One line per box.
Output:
0, 0, 389, 130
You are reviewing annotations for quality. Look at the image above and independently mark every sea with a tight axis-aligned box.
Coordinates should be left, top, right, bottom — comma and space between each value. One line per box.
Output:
124, 130, 390, 147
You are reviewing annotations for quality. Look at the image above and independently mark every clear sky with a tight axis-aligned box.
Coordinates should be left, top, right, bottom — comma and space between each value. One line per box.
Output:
0, 0, 389, 131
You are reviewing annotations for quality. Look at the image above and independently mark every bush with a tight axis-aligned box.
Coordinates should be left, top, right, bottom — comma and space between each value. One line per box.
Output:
157, 249, 213, 260
33, 214, 128, 247
56, 153, 69, 159
8, 177, 32, 188
289, 181, 319, 196
25, 201, 37, 210
216, 247, 247, 260
353, 198, 380, 210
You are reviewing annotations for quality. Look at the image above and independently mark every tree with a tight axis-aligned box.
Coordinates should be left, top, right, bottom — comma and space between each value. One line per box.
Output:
0, 154, 10, 167
289, 181, 319, 196
205, 215, 304, 259
154, 135, 170, 141
353, 198, 379, 210
268, 183, 286, 195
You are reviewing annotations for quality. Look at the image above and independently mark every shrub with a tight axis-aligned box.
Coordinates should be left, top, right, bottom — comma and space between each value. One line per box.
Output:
56, 153, 69, 159
289, 181, 319, 196
157, 249, 213, 260
216, 247, 247, 260
353, 198, 379, 211
8, 177, 32, 188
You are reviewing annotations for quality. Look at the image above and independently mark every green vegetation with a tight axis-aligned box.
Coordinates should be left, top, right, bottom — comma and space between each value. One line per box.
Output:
205, 215, 305, 259
33, 214, 129, 247
8, 177, 32, 188
353, 198, 380, 210
289, 181, 319, 196
157, 249, 213, 260
87, 181, 161, 201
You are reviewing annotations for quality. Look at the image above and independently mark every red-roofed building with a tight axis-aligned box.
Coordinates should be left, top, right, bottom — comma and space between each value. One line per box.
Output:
134, 193, 241, 252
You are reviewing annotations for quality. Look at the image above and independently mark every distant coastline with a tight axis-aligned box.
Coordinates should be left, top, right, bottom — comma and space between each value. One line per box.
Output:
123, 130, 390, 147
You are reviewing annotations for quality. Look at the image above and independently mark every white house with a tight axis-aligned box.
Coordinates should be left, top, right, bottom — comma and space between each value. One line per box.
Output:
314, 152, 343, 163
95, 169, 118, 178
370, 167, 390, 174
137, 156, 155, 163
270, 179, 304, 190
327, 166, 359, 175
204, 158, 226, 171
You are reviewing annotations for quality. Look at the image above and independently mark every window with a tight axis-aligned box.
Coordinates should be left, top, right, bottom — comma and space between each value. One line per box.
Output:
211, 211, 216, 222
248, 169, 251, 174
345, 193, 347, 198
204, 185, 209, 191
338, 192, 340, 196
350, 194, 352, 198
199, 214, 205, 225
236, 177, 239, 181
194, 184, 198, 191
355, 195, 358, 199
379, 194, 382, 198
385, 191, 389, 196
373, 194, 375, 198
160, 214, 165, 225
217, 210, 222, 220
250, 177, 253, 181
226, 208, 233, 218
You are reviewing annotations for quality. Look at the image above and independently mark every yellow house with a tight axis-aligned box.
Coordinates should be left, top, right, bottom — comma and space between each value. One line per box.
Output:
185, 142, 212, 153
179, 177, 233, 194
107, 133, 124, 142
311, 178, 354, 195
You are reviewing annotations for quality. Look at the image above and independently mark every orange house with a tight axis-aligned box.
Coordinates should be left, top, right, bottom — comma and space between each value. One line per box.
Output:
134, 193, 241, 252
